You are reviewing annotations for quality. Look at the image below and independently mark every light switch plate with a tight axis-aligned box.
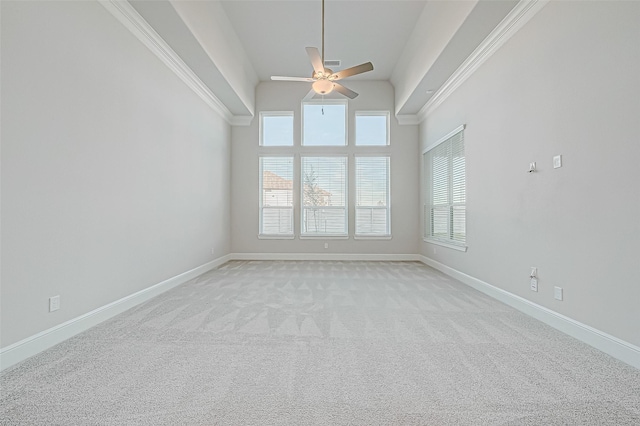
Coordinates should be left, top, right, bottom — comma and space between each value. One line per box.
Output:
554, 286, 563, 300
49, 295, 60, 312
553, 155, 562, 169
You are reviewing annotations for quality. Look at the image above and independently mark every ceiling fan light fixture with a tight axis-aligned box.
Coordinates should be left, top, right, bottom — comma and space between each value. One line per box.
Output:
312, 79, 334, 95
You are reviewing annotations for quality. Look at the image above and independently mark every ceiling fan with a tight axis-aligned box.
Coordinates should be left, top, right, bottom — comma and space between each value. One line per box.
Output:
270, 0, 374, 99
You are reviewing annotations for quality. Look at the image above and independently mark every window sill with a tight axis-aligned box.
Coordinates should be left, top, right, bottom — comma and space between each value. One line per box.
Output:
354, 235, 392, 240
258, 234, 295, 240
424, 238, 467, 252
300, 235, 349, 240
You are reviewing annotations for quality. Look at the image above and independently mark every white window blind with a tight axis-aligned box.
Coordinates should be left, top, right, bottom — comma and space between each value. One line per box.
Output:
355, 157, 390, 236
260, 157, 294, 236
425, 128, 465, 246
301, 157, 347, 236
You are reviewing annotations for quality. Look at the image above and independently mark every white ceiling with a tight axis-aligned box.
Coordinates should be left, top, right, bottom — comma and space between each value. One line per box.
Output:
130, 0, 520, 119
219, 0, 428, 82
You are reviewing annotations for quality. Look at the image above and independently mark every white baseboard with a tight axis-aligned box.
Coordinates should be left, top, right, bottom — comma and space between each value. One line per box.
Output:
5, 253, 637, 372
0, 254, 232, 372
230, 252, 421, 262
418, 255, 640, 370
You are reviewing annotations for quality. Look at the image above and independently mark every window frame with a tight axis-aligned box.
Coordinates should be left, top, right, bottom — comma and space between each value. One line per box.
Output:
300, 155, 349, 239
301, 100, 348, 147
259, 111, 294, 147
354, 155, 391, 239
259, 156, 295, 239
423, 125, 467, 251
355, 111, 390, 146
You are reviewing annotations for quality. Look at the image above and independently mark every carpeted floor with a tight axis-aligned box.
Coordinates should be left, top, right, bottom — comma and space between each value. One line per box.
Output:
1, 260, 639, 425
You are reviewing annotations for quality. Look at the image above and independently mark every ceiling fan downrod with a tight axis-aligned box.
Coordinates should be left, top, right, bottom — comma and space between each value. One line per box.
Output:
321, 0, 325, 66
269, 0, 373, 99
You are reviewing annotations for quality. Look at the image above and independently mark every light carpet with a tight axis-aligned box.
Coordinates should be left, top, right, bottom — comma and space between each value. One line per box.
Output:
1, 260, 639, 425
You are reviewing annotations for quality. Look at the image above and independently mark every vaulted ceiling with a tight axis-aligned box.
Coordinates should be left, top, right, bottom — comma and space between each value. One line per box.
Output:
129, 0, 520, 123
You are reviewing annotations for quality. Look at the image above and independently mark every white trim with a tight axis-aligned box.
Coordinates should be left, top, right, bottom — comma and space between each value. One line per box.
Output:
231, 253, 421, 262
4, 251, 638, 373
230, 116, 253, 127
299, 235, 349, 240
301, 99, 348, 147
396, 114, 420, 126
259, 156, 295, 237
417, 255, 640, 370
258, 235, 295, 240
0, 254, 232, 372
417, 0, 550, 123
259, 111, 294, 146
355, 111, 390, 146
98, 0, 247, 126
300, 155, 349, 238
354, 235, 392, 240
424, 238, 467, 252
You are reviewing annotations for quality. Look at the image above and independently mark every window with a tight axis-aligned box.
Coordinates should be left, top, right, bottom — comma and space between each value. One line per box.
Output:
259, 104, 393, 240
424, 125, 466, 249
259, 157, 294, 238
260, 112, 293, 146
355, 157, 390, 237
302, 101, 347, 146
355, 112, 389, 146
301, 156, 347, 236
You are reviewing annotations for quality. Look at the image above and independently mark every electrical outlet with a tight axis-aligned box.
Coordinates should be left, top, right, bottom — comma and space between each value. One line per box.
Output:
211, 248, 215, 255
530, 277, 538, 292
49, 295, 60, 312
554, 286, 563, 300
324, 243, 329, 249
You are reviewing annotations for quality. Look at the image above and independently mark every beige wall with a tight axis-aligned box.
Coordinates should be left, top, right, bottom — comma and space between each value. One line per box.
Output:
419, 1, 640, 346
1, 1, 232, 347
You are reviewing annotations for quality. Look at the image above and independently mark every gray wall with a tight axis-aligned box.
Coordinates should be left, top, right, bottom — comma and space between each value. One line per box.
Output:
1, 1, 232, 347
231, 81, 419, 256
419, 1, 640, 346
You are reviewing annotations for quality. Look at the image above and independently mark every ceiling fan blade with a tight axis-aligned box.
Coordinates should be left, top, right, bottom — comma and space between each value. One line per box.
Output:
331, 62, 374, 81
333, 82, 358, 99
306, 47, 325, 74
271, 76, 315, 82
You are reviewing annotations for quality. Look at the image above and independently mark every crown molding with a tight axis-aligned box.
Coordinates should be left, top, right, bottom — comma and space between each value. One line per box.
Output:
230, 115, 254, 127
99, 0, 244, 125
395, 114, 420, 126
418, 0, 550, 123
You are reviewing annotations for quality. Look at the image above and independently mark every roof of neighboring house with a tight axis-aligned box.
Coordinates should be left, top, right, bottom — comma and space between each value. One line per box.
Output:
263, 170, 333, 200
263, 170, 292, 190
